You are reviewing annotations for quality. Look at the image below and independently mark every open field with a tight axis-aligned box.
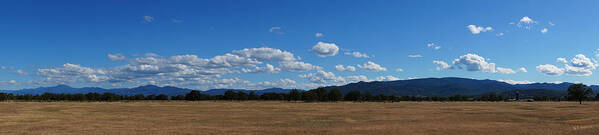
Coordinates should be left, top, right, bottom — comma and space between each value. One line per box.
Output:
1, 101, 599, 135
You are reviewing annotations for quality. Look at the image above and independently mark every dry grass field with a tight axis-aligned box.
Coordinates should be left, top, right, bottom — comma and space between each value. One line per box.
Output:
1, 101, 599, 135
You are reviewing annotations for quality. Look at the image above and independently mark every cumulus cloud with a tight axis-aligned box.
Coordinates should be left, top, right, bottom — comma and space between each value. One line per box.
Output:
536, 64, 564, 76
253, 78, 297, 89
516, 16, 537, 29
497, 79, 534, 85
312, 42, 339, 57
15, 70, 27, 75
334, 65, 356, 72
108, 53, 126, 61
561, 54, 598, 76
520, 16, 534, 24
519, 67, 528, 73
269, 26, 281, 32
315, 33, 323, 37
541, 28, 548, 34
496, 67, 516, 74
233, 47, 296, 62
433, 61, 451, 70
241, 64, 281, 73
435, 54, 519, 74
357, 61, 387, 72
279, 61, 319, 72
427, 43, 441, 50
496, 33, 504, 36
556, 58, 567, 63
142, 16, 154, 23
467, 25, 493, 34
145, 53, 160, 57
408, 54, 422, 58
298, 70, 344, 84
375, 76, 401, 81
37, 63, 109, 84
395, 68, 404, 72
344, 75, 369, 83
344, 51, 371, 58
452, 54, 496, 72
25, 47, 321, 89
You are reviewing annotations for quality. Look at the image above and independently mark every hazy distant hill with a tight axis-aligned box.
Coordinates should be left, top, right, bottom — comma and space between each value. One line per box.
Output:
0, 77, 597, 97
322, 77, 599, 97
498, 89, 567, 97
0, 85, 296, 96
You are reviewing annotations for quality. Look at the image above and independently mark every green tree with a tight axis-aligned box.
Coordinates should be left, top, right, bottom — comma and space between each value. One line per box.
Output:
185, 90, 202, 101
344, 90, 362, 101
567, 83, 593, 104
288, 89, 302, 102
248, 91, 259, 100
237, 91, 249, 101
328, 89, 343, 102
156, 94, 169, 100
312, 87, 329, 101
224, 90, 237, 101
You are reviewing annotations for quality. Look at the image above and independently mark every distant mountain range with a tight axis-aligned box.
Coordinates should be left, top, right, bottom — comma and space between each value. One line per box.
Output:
322, 77, 598, 97
0, 85, 296, 96
0, 77, 596, 97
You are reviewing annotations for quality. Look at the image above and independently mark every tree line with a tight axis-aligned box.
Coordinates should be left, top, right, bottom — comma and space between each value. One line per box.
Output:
0, 84, 595, 103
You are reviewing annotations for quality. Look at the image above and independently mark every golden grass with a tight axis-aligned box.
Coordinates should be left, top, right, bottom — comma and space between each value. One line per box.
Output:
1, 101, 599, 135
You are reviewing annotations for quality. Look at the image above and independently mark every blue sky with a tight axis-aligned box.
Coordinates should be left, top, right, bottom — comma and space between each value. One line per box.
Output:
1, 0, 599, 90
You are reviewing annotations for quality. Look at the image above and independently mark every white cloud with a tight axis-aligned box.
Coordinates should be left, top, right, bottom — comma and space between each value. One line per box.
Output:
519, 67, 528, 73
279, 61, 319, 72
497, 79, 534, 85
520, 16, 534, 24
108, 53, 126, 61
142, 16, 154, 23
298, 70, 344, 84
254, 78, 297, 89
556, 57, 567, 63
311, 42, 339, 57
26, 47, 321, 89
344, 75, 369, 83
562, 54, 598, 76
564, 64, 592, 76
549, 21, 555, 26
517, 16, 537, 29
269, 26, 281, 32
427, 43, 441, 50
541, 28, 548, 34
452, 54, 496, 72
467, 25, 493, 34
395, 68, 404, 72
357, 61, 387, 72
408, 54, 422, 58
496, 33, 504, 36
145, 53, 160, 57
433, 61, 451, 70
315, 33, 323, 37
15, 70, 27, 75
344, 51, 371, 58
241, 64, 281, 74
233, 47, 296, 62
570, 54, 597, 69
536, 64, 564, 76
496, 67, 516, 74
375, 76, 401, 81
334, 65, 356, 72
37, 63, 109, 83
1, 66, 6, 70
